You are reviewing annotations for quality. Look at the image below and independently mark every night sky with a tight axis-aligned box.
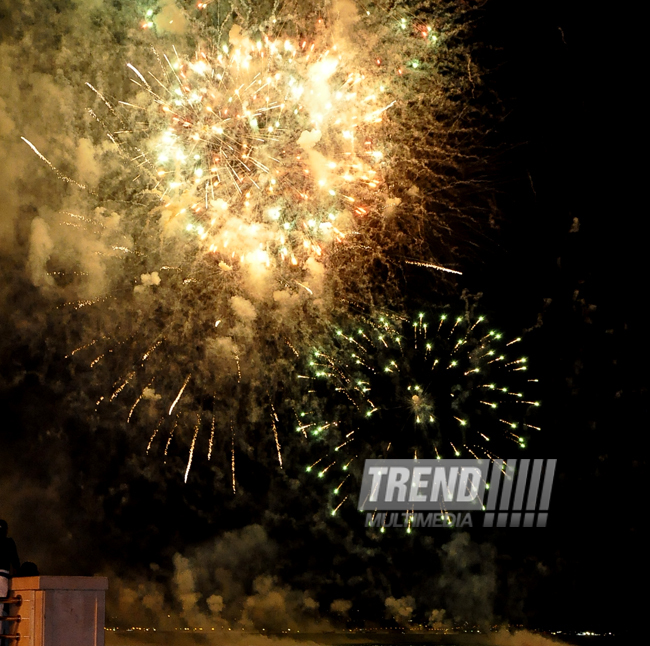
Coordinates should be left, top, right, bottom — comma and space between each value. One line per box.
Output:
0, 0, 643, 642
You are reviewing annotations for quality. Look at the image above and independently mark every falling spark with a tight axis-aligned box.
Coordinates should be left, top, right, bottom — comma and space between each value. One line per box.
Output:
231, 425, 236, 493
168, 374, 191, 415
164, 420, 177, 457
404, 260, 463, 275
142, 339, 163, 362
332, 496, 348, 515
110, 371, 136, 402
271, 416, 283, 468
127, 379, 155, 423
146, 418, 164, 454
207, 409, 216, 461
65, 337, 105, 358
21, 137, 87, 189
184, 415, 201, 483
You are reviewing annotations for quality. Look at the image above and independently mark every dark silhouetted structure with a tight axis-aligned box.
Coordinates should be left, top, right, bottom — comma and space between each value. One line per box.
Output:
0, 519, 20, 645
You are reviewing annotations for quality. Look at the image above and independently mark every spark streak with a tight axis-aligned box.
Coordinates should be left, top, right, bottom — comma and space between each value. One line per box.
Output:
404, 260, 463, 275
20, 137, 86, 189
185, 416, 201, 483
169, 374, 191, 416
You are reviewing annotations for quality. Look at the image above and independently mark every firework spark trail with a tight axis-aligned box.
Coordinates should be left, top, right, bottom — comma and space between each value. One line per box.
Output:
127, 379, 155, 423
147, 417, 164, 454
61, 295, 110, 310
270, 403, 283, 468
185, 415, 201, 482
20, 137, 86, 189
163, 417, 181, 458
272, 417, 282, 468
332, 496, 348, 515
404, 260, 463, 275
208, 406, 216, 461
169, 374, 191, 416
142, 339, 164, 362
63, 212, 106, 229
65, 337, 107, 359
85, 82, 119, 117
90, 354, 105, 368
231, 424, 236, 493
110, 371, 136, 402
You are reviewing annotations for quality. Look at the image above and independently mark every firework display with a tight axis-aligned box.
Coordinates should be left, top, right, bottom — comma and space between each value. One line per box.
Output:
5, 2, 624, 637
295, 310, 540, 510
21, 1, 499, 484
125, 34, 392, 269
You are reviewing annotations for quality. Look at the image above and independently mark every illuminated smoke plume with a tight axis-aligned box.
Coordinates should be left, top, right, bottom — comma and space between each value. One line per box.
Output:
13, 0, 497, 482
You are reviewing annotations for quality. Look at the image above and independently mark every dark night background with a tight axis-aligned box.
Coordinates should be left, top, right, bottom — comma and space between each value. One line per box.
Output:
470, 0, 645, 636
0, 0, 644, 641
